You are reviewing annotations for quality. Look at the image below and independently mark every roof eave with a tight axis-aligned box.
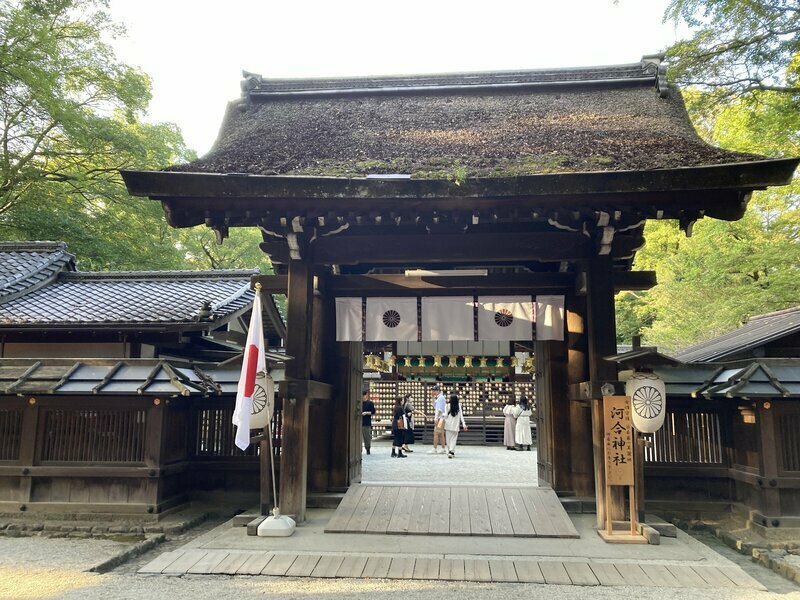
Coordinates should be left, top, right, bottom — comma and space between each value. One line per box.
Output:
122, 158, 800, 201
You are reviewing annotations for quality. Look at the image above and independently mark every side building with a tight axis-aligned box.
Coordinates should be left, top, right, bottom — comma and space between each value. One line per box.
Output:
0, 241, 285, 517
613, 307, 800, 534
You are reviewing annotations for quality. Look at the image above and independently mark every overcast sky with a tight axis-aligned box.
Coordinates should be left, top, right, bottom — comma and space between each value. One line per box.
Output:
108, 0, 684, 156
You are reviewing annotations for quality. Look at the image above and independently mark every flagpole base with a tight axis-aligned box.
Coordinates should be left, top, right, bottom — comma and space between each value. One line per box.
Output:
257, 510, 296, 537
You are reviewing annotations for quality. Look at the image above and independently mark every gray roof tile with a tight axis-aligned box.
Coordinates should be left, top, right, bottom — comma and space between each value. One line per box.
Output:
0, 270, 256, 326
675, 306, 800, 362
0, 357, 287, 396
0, 241, 75, 302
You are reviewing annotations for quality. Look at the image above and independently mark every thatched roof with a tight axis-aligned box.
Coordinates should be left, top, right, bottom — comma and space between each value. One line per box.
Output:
170, 58, 758, 178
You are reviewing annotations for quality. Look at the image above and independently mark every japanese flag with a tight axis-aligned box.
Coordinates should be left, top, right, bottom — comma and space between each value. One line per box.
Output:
233, 291, 267, 450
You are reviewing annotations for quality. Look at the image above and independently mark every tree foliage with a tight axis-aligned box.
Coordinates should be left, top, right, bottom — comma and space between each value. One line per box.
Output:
0, 0, 268, 272
666, 0, 800, 97
617, 2, 800, 352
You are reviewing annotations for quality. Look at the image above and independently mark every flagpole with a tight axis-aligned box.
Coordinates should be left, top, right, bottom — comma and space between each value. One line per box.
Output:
267, 418, 279, 516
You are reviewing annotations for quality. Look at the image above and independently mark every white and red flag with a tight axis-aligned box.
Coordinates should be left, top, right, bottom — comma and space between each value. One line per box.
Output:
233, 291, 266, 450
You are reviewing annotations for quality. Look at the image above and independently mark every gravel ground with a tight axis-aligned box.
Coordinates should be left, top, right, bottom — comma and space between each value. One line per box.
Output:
1, 532, 798, 599
362, 440, 538, 485
2, 444, 798, 598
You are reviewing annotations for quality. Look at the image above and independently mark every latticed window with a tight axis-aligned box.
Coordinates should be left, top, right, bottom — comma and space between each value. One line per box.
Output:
40, 409, 146, 463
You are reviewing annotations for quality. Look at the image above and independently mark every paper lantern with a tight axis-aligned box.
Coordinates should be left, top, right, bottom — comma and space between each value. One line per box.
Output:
479, 356, 488, 368
386, 355, 396, 368
495, 357, 505, 368
403, 356, 413, 367
433, 354, 443, 368
464, 355, 473, 368
249, 371, 275, 429
447, 355, 458, 368
522, 357, 535, 373
417, 356, 426, 367
510, 356, 519, 368
625, 371, 666, 433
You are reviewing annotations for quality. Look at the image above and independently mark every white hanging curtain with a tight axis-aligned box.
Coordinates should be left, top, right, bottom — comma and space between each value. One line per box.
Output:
421, 296, 474, 341
366, 297, 418, 341
477, 296, 534, 341
535, 295, 565, 341
335, 297, 362, 341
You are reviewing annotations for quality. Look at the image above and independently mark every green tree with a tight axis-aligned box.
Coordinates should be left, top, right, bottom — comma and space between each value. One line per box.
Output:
616, 1, 800, 351
0, 0, 269, 272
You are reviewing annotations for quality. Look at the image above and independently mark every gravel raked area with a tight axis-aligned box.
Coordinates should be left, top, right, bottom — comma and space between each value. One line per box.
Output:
0, 536, 136, 599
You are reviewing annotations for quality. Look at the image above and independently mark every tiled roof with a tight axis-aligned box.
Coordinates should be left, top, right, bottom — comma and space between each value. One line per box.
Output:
675, 306, 800, 363
0, 270, 256, 326
0, 241, 75, 303
0, 357, 285, 396
651, 359, 800, 400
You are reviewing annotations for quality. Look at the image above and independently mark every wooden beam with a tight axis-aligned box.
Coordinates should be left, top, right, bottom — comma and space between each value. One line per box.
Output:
306, 232, 641, 265
252, 271, 656, 295
122, 159, 798, 202
613, 271, 657, 292
278, 379, 333, 401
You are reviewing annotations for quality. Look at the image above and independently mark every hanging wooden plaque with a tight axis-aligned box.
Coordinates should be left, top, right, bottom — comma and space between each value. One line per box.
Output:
603, 396, 634, 486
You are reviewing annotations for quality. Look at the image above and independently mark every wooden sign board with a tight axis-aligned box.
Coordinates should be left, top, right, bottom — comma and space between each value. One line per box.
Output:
603, 396, 634, 486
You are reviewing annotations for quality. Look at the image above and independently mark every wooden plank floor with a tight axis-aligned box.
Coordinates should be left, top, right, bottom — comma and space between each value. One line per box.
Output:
139, 550, 766, 590
325, 484, 578, 538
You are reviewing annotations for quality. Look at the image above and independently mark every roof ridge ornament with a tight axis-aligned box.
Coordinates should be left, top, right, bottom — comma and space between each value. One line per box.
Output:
641, 54, 669, 98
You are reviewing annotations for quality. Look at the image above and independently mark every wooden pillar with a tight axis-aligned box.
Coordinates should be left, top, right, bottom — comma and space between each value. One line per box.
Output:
144, 397, 166, 510
566, 294, 594, 497
585, 255, 623, 525
550, 340, 571, 493
307, 282, 332, 493
758, 400, 781, 517
280, 260, 314, 522
18, 398, 39, 506
329, 341, 363, 490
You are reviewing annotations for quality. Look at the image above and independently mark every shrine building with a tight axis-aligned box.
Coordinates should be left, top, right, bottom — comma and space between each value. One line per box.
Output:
111, 55, 796, 529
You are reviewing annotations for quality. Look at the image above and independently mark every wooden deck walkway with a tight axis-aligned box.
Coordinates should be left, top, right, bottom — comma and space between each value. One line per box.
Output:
138, 549, 765, 590
324, 484, 579, 538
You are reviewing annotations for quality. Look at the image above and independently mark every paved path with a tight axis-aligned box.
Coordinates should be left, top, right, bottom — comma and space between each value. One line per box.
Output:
138, 548, 764, 590
362, 440, 539, 486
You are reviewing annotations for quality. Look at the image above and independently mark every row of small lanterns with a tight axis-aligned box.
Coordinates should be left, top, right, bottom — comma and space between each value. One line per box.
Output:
364, 354, 535, 373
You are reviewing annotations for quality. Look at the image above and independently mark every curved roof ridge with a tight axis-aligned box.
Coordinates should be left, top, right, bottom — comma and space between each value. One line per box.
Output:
241, 58, 660, 99
0, 242, 75, 303
747, 305, 800, 322
676, 304, 800, 362
61, 269, 258, 281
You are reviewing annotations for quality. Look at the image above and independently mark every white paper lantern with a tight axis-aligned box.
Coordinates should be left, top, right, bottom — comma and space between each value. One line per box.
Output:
250, 371, 275, 429
625, 371, 666, 433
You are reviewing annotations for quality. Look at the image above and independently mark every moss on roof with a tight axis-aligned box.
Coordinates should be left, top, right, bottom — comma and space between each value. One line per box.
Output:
170, 82, 759, 178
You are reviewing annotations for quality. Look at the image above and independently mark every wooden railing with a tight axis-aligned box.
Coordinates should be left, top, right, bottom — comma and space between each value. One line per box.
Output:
644, 409, 724, 465
778, 413, 800, 473
0, 409, 22, 461
39, 408, 146, 463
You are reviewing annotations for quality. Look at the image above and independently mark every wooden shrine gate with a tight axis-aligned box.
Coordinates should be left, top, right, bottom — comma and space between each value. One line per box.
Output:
122, 61, 797, 524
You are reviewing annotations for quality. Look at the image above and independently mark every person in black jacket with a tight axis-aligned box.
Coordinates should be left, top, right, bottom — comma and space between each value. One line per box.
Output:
391, 397, 407, 458
361, 390, 376, 455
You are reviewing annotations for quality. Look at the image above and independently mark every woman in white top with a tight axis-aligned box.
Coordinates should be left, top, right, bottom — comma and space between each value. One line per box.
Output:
514, 395, 533, 451
444, 394, 468, 458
